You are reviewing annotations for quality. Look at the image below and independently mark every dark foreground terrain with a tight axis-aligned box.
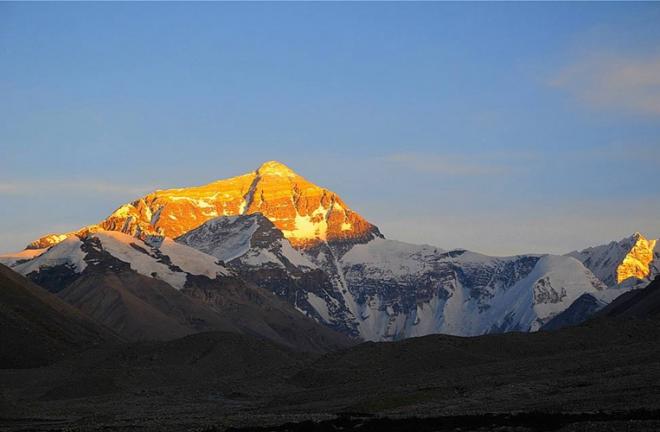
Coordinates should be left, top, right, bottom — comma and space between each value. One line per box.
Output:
2, 278, 660, 431
3, 317, 660, 431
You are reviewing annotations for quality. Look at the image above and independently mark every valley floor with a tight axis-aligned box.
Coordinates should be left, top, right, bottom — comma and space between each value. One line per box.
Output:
2, 317, 660, 431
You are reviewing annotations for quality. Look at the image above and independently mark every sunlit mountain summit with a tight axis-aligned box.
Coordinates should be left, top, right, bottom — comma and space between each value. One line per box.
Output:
4, 161, 657, 342
28, 161, 381, 250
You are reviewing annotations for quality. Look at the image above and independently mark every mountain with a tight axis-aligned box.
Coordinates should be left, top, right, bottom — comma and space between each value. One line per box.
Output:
568, 232, 659, 288
176, 214, 352, 334
334, 239, 606, 339
0, 263, 119, 368
27, 161, 381, 250
539, 233, 660, 330
5, 161, 636, 342
540, 292, 606, 331
176, 216, 607, 340
176, 213, 318, 270
3, 161, 660, 429
543, 275, 660, 332
600, 275, 660, 319
3, 231, 352, 352
177, 218, 607, 340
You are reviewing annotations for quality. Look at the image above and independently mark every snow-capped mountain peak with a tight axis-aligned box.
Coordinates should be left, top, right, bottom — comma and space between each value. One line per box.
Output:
256, 160, 297, 178
12, 231, 232, 291
9, 161, 657, 343
176, 214, 316, 270
568, 232, 659, 288
27, 161, 381, 250
337, 238, 604, 340
617, 233, 657, 284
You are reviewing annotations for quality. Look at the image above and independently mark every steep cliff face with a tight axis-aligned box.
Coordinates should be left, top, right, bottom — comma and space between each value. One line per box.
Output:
568, 232, 659, 288
27, 161, 381, 250
616, 234, 657, 284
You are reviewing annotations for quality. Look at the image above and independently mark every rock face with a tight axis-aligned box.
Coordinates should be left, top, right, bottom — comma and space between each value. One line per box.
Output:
27, 161, 381, 250
616, 234, 658, 284
568, 232, 660, 288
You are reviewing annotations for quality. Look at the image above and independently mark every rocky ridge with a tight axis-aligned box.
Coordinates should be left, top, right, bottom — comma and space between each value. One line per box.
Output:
5, 161, 658, 342
28, 161, 381, 250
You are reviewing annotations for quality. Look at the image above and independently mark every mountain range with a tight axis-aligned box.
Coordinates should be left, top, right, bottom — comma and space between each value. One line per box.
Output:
1, 161, 658, 343
3, 271, 660, 431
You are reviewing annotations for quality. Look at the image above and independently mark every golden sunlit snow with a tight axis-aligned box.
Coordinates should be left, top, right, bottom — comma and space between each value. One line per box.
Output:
616, 233, 657, 284
28, 161, 378, 250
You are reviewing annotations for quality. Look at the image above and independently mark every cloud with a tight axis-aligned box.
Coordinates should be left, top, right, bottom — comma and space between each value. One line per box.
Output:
0, 180, 156, 197
381, 153, 514, 176
550, 54, 660, 116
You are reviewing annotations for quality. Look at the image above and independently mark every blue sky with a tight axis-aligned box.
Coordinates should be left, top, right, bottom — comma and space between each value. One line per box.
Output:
1, 2, 659, 255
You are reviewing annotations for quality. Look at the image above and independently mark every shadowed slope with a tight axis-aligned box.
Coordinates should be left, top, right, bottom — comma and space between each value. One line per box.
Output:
600, 275, 660, 318
0, 264, 119, 368
2, 303, 660, 431
542, 276, 660, 331
10, 232, 354, 353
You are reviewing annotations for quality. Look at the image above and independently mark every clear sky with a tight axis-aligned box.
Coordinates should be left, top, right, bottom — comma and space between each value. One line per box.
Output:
1, 2, 659, 255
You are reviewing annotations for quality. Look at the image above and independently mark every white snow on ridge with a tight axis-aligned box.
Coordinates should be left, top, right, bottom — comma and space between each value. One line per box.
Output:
13, 237, 88, 275
592, 287, 632, 304
158, 237, 230, 278
178, 215, 317, 270
306, 292, 331, 322
530, 255, 605, 326
4, 231, 230, 291
341, 237, 447, 278
278, 239, 316, 268
92, 232, 187, 289
92, 232, 229, 289
336, 237, 608, 340
484, 255, 604, 332
241, 248, 282, 267
178, 215, 259, 263
0, 248, 47, 267
568, 242, 626, 287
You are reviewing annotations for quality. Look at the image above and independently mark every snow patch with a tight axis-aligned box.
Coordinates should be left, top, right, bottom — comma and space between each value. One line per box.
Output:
14, 237, 88, 275
307, 292, 331, 322
282, 206, 330, 241
0, 248, 48, 267
279, 239, 316, 268
158, 237, 230, 278
241, 248, 282, 267
342, 237, 446, 278
92, 232, 188, 289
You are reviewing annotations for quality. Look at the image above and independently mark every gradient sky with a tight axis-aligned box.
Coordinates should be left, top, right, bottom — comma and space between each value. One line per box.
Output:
1, 2, 659, 255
